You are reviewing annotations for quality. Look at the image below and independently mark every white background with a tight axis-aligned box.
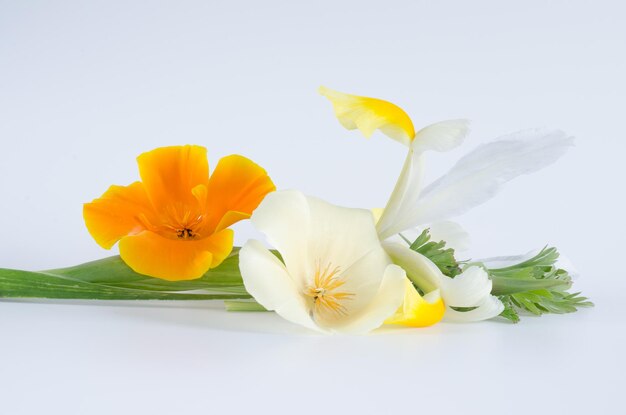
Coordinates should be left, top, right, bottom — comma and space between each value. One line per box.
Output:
1, 1, 625, 414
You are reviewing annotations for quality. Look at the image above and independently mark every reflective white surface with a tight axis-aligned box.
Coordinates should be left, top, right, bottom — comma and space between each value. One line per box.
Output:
0, 297, 621, 414
1, 0, 624, 413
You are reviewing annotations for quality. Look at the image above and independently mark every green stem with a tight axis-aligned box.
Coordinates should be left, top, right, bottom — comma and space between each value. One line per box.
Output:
0, 268, 250, 300
224, 300, 268, 312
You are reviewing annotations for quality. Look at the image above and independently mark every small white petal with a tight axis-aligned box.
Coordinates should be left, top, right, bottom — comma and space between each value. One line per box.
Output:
438, 266, 492, 308
444, 295, 504, 322
333, 264, 406, 334
239, 240, 320, 332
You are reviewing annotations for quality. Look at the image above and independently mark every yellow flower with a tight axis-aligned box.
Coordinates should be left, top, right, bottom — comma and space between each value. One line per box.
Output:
83, 145, 275, 281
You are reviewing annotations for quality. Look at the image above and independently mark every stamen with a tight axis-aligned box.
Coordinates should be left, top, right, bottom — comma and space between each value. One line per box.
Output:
176, 228, 195, 239
304, 262, 354, 318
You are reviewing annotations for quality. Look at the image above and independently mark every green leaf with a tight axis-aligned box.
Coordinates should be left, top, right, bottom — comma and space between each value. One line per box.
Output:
0, 268, 248, 301
224, 300, 268, 312
498, 296, 521, 323
47, 248, 247, 294
407, 229, 462, 278
487, 247, 593, 318
0, 248, 251, 300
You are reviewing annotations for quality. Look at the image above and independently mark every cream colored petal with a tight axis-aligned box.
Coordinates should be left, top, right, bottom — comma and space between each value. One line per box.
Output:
376, 150, 423, 240
376, 120, 470, 239
332, 264, 406, 334
250, 190, 312, 287
438, 266, 493, 307
382, 242, 442, 293
305, 194, 386, 281
336, 246, 393, 318
319, 86, 416, 146
239, 240, 320, 332
444, 295, 504, 322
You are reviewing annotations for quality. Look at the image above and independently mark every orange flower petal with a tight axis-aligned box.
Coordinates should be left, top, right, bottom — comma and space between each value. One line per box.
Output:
215, 211, 252, 233
136, 145, 209, 209
204, 155, 275, 232
83, 182, 155, 249
118, 229, 234, 281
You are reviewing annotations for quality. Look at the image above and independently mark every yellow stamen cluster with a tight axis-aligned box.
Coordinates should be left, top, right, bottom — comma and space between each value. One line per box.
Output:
305, 262, 354, 318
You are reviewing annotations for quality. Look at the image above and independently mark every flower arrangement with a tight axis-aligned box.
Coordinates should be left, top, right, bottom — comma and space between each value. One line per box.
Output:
0, 87, 592, 333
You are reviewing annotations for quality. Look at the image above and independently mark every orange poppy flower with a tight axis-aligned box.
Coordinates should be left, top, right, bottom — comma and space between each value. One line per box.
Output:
83, 145, 275, 281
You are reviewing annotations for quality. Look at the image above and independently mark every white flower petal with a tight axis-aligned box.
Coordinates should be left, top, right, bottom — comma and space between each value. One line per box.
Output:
410, 129, 574, 225
376, 120, 470, 239
411, 119, 470, 153
250, 190, 312, 285
239, 240, 319, 332
444, 295, 504, 322
438, 266, 492, 308
382, 242, 442, 293
376, 150, 423, 240
337, 246, 393, 316
333, 264, 407, 334
305, 194, 385, 279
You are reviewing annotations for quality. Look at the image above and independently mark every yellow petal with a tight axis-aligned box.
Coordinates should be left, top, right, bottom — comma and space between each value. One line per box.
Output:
118, 228, 234, 281
83, 182, 156, 249
319, 86, 416, 146
204, 154, 276, 233
137, 145, 210, 209
385, 278, 445, 327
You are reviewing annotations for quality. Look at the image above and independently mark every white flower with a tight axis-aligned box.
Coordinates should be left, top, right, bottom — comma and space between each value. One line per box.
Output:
321, 86, 573, 322
239, 190, 406, 334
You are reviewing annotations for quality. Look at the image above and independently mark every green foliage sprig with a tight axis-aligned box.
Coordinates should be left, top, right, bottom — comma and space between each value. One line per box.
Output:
405, 231, 592, 322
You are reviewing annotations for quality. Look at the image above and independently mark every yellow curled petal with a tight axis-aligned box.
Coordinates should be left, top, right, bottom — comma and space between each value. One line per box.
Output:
385, 278, 445, 327
319, 86, 416, 146
118, 228, 234, 281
